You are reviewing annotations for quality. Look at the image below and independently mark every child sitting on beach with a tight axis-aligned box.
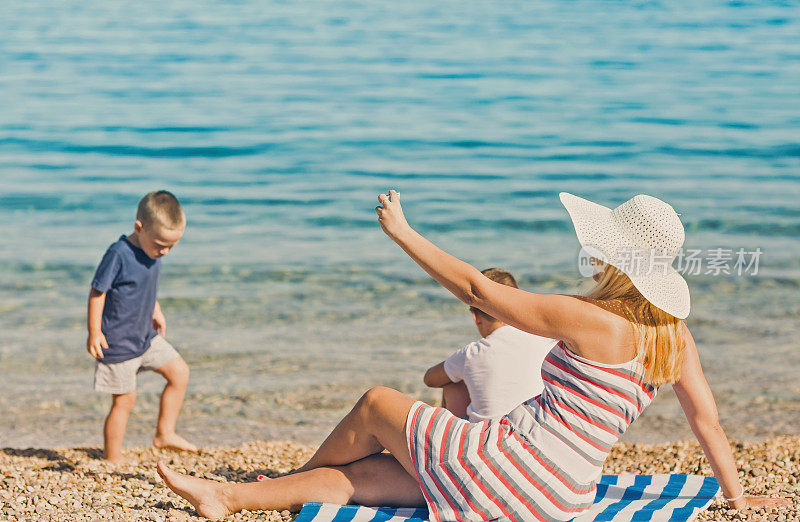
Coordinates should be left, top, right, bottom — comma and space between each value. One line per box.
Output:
87, 190, 197, 463
423, 268, 556, 421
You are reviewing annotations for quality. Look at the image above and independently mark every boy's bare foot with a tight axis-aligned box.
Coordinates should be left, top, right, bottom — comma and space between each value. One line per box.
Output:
153, 432, 199, 452
103, 455, 129, 465
157, 461, 231, 519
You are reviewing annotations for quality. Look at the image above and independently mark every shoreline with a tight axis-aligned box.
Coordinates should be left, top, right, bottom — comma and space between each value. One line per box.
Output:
2, 436, 798, 521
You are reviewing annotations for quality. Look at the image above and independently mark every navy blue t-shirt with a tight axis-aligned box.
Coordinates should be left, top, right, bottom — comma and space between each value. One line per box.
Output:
91, 235, 160, 363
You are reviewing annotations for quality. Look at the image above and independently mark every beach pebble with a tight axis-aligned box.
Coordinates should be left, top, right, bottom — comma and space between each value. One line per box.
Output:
1, 437, 797, 521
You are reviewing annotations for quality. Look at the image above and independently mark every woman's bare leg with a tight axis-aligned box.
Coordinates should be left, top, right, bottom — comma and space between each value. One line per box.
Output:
158, 386, 423, 518
296, 386, 418, 475
158, 453, 425, 518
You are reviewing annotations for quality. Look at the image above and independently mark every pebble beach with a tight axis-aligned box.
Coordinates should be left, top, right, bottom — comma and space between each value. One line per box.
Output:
2, 435, 797, 521
1, 1, 798, 521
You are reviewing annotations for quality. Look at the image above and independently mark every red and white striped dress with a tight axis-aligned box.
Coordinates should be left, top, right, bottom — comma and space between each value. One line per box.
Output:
406, 341, 656, 522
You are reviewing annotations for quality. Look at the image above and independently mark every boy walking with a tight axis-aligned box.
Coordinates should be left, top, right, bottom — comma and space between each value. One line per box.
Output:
423, 268, 557, 421
87, 190, 196, 463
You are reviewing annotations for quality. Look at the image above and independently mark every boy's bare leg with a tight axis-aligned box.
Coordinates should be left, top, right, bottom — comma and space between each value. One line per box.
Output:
158, 452, 425, 518
104, 391, 136, 463
441, 381, 470, 419
152, 356, 197, 452
295, 386, 417, 475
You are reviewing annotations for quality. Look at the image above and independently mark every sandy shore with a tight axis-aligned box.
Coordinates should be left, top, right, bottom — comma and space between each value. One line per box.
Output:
1, 436, 797, 521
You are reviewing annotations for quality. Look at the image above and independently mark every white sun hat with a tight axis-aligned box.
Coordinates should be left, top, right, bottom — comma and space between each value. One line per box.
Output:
559, 192, 690, 319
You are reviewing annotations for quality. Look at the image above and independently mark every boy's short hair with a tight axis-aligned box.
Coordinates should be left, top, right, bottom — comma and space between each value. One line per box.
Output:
471, 268, 518, 322
136, 191, 185, 230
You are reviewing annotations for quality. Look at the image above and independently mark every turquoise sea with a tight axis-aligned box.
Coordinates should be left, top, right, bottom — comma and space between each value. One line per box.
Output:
1, 0, 798, 448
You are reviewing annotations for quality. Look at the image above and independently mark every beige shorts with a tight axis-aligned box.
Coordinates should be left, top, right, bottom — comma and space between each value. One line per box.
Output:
93, 335, 180, 394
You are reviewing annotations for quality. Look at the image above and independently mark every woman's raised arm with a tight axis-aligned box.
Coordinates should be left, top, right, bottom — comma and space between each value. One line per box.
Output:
375, 191, 611, 347
673, 325, 793, 510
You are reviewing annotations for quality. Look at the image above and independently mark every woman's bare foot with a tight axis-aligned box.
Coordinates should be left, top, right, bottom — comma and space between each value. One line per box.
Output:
153, 432, 199, 452
157, 461, 232, 519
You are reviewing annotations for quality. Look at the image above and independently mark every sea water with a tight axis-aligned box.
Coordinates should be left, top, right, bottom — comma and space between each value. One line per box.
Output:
0, 0, 798, 447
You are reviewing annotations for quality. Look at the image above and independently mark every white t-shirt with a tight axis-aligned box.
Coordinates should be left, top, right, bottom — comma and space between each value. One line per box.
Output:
443, 325, 557, 422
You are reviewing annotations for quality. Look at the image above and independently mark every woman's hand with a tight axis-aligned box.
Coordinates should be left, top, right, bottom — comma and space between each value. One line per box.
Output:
729, 495, 794, 510
375, 190, 410, 240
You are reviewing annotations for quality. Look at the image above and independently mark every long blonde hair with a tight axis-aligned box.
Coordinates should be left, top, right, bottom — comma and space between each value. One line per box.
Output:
585, 261, 684, 386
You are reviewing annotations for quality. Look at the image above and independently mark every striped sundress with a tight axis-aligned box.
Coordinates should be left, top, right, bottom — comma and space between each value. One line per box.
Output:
406, 341, 657, 522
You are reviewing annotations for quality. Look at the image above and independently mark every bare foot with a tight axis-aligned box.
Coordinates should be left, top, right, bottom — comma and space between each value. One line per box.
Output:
157, 461, 231, 519
153, 432, 199, 452
103, 455, 128, 465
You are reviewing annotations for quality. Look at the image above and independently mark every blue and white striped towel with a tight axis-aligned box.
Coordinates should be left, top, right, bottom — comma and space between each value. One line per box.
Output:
295, 474, 720, 522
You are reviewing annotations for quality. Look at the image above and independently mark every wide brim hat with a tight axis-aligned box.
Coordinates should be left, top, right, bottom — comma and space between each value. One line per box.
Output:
560, 192, 690, 319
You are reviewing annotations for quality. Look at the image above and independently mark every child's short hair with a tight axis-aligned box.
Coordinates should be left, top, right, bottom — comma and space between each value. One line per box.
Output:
471, 268, 518, 322
137, 190, 185, 230
481, 267, 518, 289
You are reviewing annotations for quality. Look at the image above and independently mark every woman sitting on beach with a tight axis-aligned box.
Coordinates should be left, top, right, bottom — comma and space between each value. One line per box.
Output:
159, 191, 790, 520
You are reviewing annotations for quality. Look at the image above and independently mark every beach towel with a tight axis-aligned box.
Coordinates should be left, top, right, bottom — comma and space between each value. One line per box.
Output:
295, 474, 720, 522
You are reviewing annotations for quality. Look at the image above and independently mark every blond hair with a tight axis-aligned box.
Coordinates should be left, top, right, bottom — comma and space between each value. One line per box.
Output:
137, 190, 185, 230
585, 261, 684, 386
471, 268, 518, 321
